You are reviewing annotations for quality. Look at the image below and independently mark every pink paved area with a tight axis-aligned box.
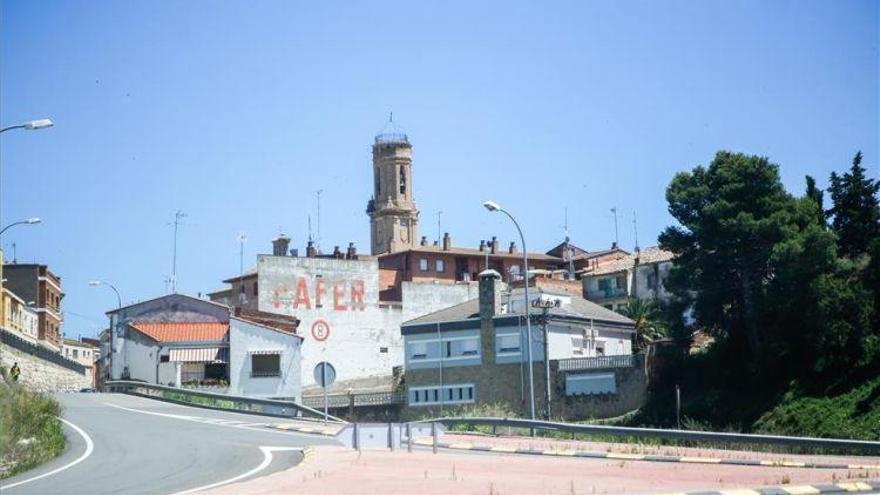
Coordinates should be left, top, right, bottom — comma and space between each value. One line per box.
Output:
202, 446, 880, 495
443, 432, 880, 467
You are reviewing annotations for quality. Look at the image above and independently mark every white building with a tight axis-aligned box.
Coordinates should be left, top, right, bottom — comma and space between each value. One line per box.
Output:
62, 338, 99, 367
4, 288, 39, 344
106, 294, 302, 400
581, 246, 674, 311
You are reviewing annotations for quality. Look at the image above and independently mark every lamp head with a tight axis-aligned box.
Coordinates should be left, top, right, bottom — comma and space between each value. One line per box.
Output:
88, 281, 102, 287
23, 119, 53, 130
482, 200, 501, 212
26, 218, 41, 224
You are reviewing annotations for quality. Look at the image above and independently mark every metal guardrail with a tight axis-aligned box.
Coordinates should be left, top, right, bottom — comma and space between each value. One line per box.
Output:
425, 416, 880, 454
557, 354, 636, 371
106, 380, 346, 423
302, 390, 406, 409
0, 327, 87, 374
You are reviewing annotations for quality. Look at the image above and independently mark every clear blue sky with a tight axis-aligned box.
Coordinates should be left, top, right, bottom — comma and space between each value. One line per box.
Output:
1, 1, 877, 339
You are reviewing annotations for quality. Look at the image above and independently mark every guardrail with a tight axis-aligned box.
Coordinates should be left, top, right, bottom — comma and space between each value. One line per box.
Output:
423, 416, 880, 454
106, 380, 346, 423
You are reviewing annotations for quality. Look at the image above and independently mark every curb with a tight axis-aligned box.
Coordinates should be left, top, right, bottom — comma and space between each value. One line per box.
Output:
411, 439, 880, 470
300, 446, 315, 467
269, 423, 342, 437
661, 481, 880, 495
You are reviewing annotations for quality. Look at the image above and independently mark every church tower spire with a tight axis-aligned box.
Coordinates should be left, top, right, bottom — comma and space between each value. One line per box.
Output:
367, 115, 419, 255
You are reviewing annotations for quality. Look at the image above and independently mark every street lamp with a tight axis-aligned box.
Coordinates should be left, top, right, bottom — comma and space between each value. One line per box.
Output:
0, 218, 41, 237
88, 280, 122, 308
483, 200, 537, 425
0, 119, 54, 133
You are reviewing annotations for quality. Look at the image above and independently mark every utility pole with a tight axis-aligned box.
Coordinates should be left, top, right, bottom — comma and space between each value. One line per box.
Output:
611, 207, 619, 247
170, 210, 187, 293
532, 298, 556, 420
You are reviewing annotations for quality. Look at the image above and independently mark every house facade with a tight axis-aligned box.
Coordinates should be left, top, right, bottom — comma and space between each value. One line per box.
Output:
105, 293, 302, 399
581, 246, 674, 311
400, 270, 643, 420
3, 263, 64, 351
3, 288, 39, 344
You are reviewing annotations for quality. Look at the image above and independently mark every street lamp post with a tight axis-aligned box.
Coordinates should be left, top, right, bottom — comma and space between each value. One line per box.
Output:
483, 200, 537, 426
88, 280, 122, 308
0, 119, 54, 134
0, 218, 41, 237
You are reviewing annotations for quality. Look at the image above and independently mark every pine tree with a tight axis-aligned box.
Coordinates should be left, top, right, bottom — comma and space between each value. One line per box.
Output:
827, 151, 880, 258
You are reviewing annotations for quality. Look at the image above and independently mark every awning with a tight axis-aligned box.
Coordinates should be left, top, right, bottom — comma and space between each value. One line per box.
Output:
169, 347, 228, 363
248, 349, 283, 355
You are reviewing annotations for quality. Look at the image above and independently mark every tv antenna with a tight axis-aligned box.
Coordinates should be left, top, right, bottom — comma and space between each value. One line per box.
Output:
610, 207, 619, 247
169, 210, 187, 293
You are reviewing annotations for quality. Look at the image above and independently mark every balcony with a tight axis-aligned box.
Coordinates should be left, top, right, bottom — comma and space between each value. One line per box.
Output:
556, 354, 637, 371
586, 287, 627, 300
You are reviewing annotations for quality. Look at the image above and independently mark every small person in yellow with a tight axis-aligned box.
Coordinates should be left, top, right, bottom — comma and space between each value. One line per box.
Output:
10, 362, 21, 382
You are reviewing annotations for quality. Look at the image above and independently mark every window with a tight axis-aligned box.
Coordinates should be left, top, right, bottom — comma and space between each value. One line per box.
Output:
399, 167, 406, 194
380, 346, 388, 353
435, 259, 445, 272
460, 338, 479, 356
419, 259, 429, 271
251, 353, 281, 377
252, 281, 258, 296
596, 342, 606, 356
375, 171, 381, 196
72, 349, 79, 359
646, 272, 657, 289
160, 355, 170, 363
409, 384, 475, 406
571, 336, 586, 355
615, 275, 626, 289
496, 334, 519, 355
410, 341, 428, 360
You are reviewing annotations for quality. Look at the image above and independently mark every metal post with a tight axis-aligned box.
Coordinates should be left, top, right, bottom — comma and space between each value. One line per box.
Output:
406, 422, 413, 452
322, 364, 328, 425
675, 384, 682, 429
431, 421, 438, 454
542, 306, 551, 420
389, 422, 395, 451
437, 322, 443, 414
354, 422, 361, 452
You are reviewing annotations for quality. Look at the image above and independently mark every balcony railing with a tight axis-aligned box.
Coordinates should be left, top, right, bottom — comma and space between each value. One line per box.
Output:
302, 390, 406, 409
586, 287, 627, 300
557, 354, 637, 371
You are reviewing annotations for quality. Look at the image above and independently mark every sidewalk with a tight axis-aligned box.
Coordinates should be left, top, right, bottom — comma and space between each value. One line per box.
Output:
200, 446, 878, 495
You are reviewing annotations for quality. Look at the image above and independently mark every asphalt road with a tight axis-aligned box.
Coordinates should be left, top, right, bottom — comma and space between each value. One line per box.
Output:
1, 393, 341, 495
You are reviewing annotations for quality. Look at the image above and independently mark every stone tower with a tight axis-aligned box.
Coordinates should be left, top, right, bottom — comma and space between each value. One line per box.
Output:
366, 118, 419, 255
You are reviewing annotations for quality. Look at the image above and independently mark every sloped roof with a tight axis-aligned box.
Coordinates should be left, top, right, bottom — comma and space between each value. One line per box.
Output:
582, 246, 674, 276
545, 240, 590, 258
128, 322, 228, 343
380, 245, 561, 261
402, 286, 634, 328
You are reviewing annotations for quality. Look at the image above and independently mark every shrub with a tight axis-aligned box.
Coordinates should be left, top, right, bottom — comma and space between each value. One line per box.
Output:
0, 385, 66, 479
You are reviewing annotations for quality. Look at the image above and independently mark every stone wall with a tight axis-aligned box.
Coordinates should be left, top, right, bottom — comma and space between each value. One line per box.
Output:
554, 356, 648, 420
1, 342, 92, 392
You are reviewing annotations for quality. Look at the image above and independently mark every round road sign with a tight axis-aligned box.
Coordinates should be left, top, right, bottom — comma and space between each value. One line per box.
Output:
311, 319, 330, 341
313, 361, 336, 388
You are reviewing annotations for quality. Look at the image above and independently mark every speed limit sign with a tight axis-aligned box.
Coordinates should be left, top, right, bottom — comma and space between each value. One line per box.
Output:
311, 319, 330, 341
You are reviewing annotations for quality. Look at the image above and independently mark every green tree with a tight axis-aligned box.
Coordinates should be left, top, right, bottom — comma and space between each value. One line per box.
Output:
619, 297, 666, 351
805, 175, 826, 227
827, 151, 880, 259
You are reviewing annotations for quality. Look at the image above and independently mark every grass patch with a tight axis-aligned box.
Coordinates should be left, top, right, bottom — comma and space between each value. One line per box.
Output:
753, 375, 880, 441
0, 384, 66, 479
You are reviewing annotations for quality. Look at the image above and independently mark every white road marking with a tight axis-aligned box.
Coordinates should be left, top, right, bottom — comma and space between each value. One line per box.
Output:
165, 446, 301, 495
102, 401, 316, 438
1, 418, 95, 491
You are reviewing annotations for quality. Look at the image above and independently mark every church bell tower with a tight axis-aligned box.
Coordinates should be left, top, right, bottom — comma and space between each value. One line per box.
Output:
367, 116, 419, 255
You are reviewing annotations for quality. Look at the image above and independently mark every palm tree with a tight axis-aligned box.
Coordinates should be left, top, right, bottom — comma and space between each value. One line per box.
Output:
619, 297, 667, 352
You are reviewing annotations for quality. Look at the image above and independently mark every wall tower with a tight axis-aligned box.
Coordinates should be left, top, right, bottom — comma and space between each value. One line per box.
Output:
367, 117, 419, 255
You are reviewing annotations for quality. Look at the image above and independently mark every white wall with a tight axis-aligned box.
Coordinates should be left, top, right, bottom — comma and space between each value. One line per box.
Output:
229, 317, 302, 399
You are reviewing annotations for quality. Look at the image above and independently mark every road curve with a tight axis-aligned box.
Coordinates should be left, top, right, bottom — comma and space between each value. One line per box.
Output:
1, 393, 340, 495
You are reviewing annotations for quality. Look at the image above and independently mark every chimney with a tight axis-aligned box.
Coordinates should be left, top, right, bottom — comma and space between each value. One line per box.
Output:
333, 246, 342, 258
611, 241, 618, 250
442, 232, 451, 251
346, 242, 357, 259
433, 240, 439, 246
508, 241, 516, 254
306, 240, 317, 258
490, 236, 498, 254
479, 240, 486, 252
420, 236, 428, 247
272, 234, 291, 256
479, 269, 503, 363
291, 248, 299, 257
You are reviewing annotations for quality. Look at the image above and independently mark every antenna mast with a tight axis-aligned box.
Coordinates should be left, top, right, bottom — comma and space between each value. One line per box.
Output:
633, 210, 640, 253
611, 207, 619, 247
170, 209, 187, 293
316, 189, 323, 253
437, 211, 443, 244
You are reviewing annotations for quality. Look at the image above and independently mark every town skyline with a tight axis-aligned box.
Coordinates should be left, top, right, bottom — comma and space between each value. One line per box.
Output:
2, 1, 876, 339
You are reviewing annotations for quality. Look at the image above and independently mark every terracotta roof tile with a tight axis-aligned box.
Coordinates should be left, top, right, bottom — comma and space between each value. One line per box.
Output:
129, 322, 228, 343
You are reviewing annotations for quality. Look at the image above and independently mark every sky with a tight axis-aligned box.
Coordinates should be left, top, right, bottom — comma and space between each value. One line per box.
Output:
1, 0, 877, 339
